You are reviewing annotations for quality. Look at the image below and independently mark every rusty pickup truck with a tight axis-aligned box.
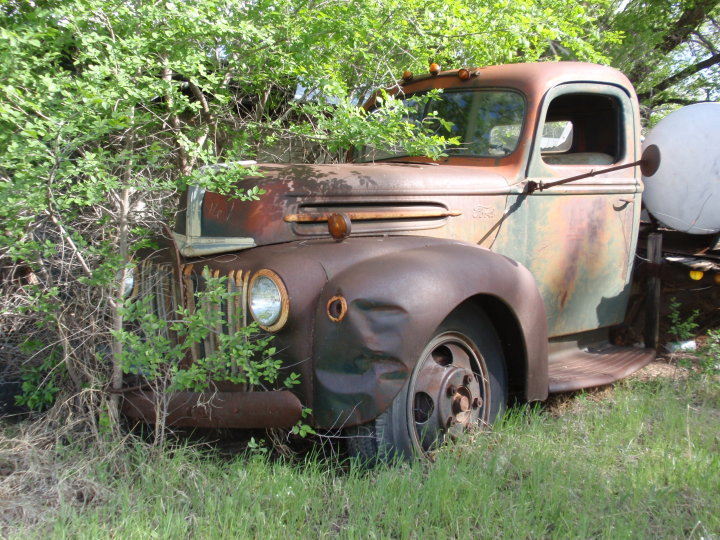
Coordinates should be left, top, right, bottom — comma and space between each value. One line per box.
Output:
123, 62, 658, 460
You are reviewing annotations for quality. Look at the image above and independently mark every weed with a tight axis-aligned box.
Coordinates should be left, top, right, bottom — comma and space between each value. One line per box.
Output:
114, 267, 313, 443
14, 341, 65, 412
667, 297, 699, 343
698, 328, 720, 375
3, 371, 719, 539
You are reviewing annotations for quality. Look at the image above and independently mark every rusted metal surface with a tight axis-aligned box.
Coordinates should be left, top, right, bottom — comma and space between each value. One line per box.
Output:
326, 295, 347, 323
126, 62, 653, 433
491, 76, 642, 338
409, 332, 489, 447
548, 345, 654, 393
526, 144, 661, 194
308, 236, 548, 428
283, 208, 463, 223
132, 236, 548, 429
122, 389, 302, 428
493, 188, 639, 337
194, 165, 511, 250
182, 63, 640, 342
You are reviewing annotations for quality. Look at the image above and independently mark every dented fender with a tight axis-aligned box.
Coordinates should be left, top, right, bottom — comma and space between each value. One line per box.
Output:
311, 240, 548, 429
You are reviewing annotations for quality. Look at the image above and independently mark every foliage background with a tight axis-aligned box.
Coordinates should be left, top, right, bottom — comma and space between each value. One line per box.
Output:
601, 0, 720, 120
1, 0, 720, 535
0, 0, 718, 428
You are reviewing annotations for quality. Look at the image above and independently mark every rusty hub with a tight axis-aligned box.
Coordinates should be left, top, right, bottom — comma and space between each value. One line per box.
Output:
408, 331, 490, 451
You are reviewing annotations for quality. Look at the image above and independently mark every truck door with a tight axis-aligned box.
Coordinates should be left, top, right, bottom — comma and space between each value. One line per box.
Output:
492, 83, 641, 338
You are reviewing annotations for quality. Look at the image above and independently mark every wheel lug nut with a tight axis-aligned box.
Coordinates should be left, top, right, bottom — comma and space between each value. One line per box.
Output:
463, 374, 473, 386
446, 385, 456, 397
472, 397, 481, 409
446, 416, 454, 427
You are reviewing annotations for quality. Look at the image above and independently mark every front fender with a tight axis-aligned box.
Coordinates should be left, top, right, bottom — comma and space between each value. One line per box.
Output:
312, 240, 548, 429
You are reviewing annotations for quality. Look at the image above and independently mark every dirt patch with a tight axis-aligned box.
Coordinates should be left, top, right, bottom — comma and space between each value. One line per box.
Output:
543, 357, 691, 417
543, 385, 615, 417
629, 358, 690, 381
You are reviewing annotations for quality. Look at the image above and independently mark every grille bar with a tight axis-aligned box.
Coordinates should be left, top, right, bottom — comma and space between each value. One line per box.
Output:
137, 261, 250, 365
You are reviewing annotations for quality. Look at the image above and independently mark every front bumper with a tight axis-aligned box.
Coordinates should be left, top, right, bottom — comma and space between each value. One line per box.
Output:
122, 389, 303, 428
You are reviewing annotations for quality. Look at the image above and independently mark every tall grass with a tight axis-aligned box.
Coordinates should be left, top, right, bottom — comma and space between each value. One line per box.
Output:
5, 373, 720, 539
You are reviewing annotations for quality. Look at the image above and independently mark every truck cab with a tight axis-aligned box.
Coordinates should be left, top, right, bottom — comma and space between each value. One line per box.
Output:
123, 62, 654, 460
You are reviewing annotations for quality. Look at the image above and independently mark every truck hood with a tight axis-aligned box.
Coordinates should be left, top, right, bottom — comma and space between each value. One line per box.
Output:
174, 162, 512, 257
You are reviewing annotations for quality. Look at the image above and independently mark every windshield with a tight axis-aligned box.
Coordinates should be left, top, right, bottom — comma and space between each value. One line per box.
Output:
356, 90, 525, 162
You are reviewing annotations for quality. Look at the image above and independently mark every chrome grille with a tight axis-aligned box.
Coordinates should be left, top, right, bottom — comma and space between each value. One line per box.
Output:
137, 259, 179, 342
137, 260, 250, 363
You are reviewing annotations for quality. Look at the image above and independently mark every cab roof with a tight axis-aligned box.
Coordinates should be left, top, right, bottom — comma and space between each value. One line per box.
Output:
366, 62, 635, 109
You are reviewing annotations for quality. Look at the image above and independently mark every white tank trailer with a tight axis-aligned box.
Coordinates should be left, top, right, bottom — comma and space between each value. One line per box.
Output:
643, 103, 720, 235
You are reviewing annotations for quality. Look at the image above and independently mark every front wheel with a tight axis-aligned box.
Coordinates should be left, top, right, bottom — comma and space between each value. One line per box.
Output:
346, 308, 507, 462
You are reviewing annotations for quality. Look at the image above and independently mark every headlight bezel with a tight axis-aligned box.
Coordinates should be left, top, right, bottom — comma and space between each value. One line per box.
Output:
248, 269, 289, 332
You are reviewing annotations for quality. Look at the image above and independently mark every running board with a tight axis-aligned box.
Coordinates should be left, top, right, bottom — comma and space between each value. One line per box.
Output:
548, 345, 655, 393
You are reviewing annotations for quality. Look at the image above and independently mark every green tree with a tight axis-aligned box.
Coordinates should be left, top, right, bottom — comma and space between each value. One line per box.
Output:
0, 0, 615, 433
599, 0, 720, 121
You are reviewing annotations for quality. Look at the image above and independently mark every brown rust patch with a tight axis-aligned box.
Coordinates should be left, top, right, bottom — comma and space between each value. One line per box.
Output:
326, 295, 348, 322
122, 389, 303, 428
182, 264, 200, 362
241, 269, 250, 329
284, 209, 463, 223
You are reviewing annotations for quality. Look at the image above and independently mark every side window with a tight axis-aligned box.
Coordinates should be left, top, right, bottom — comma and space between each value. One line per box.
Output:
541, 93, 622, 166
541, 121, 573, 153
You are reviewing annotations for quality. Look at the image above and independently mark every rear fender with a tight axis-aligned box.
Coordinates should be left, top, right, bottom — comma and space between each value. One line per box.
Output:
312, 242, 548, 429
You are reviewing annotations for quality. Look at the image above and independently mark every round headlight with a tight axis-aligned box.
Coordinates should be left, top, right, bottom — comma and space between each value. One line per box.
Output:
249, 269, 289, 331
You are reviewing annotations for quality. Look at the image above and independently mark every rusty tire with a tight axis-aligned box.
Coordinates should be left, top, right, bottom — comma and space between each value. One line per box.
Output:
346, 307, 507, 462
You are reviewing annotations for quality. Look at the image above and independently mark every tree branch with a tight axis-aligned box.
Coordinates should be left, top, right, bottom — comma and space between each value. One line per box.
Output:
656, 0, 720, 55
692, 29, 719, 54
160, 56, 190, 176
627, 0, 720, 84
186, 80, 212, 119
646, 97, 715, 107
637, 51, 720, 102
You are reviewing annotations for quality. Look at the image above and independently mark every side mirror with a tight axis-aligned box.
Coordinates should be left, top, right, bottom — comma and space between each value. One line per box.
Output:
639, 144, 661, 177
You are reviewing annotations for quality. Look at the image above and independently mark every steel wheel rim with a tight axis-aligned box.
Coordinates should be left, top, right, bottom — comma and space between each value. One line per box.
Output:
406, 331, 491, 453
